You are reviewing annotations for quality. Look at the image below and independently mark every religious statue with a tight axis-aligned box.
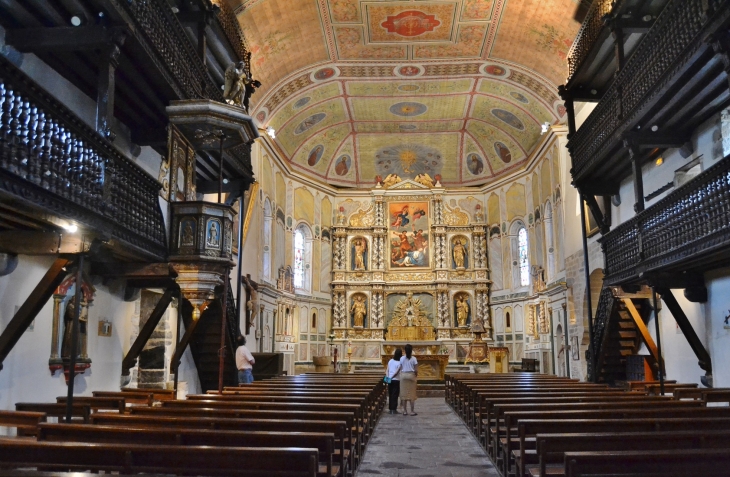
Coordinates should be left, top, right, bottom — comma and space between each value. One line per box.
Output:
223, 61, 261, 113
474, 205, 485, 223
353, 239, 366, 270
207, 221, 220, 248
350, 295, 367, 328
456, 294, 469, 327
181, 220, 194, 246
336, 207, 346, 226
413, 173, 435, 188
382, 173, 402, 188
453, 238, 466, 269
61, 298, 88, 360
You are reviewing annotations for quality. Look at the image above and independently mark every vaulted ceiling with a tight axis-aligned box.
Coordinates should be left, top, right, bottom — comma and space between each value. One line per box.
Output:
228, 0, 581, 188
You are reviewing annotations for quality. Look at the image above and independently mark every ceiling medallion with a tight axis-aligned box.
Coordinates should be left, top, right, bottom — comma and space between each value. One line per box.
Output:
381, 10, 441, 37
397, 65, 422, 77
294, 112, 327, 135
390, 102, 427, 117
491, 108, 525, 131
313, 67, 336, 81
483, 64, 507, 76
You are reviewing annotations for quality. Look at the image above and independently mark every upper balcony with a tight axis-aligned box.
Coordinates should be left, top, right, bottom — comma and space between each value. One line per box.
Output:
567, 0, 730, 195
600, 153, 730, 286
566, 0, 667, 99
0, 53, 166, 261
0, 0, 254, 187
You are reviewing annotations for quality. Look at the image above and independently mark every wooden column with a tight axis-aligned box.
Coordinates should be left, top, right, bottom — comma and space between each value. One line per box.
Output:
95, 32, 126, 139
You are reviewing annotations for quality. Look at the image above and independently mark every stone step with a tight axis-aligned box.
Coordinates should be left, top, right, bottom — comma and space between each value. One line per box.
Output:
417, 383, 445, 398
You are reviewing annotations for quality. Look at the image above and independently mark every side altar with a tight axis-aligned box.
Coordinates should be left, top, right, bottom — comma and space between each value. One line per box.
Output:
328, 181, 493, 369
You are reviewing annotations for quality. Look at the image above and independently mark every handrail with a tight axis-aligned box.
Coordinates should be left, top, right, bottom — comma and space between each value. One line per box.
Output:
569, 0, 726, 180
0, 55, 166, 259
121, 0, 222, 101
601, 153, 730, 284
566, 0, 615, 81
587, 287, 616, 382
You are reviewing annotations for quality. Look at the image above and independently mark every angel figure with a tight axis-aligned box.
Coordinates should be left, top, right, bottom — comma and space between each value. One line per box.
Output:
414, 173, 434, 188
223, 62, 261, 113
382, 173, 402, 188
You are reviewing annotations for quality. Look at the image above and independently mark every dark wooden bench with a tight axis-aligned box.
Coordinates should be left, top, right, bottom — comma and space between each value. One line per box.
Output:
121, 387, 176, 401
56, 396, 125, 412
518, 416, 730, 477
497, 401, 711, 476
0, 410, 46, 437
0, 437, 319, 476
529, 429, 730, 477
563, 448, 730, 477
37, 423, 340, 477
90, 413, 353, 473
15, 403, 90, 423
93, 390, 153, 406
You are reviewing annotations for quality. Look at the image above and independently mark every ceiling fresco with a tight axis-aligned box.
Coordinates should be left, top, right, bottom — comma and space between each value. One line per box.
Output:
228, 0, 581, 188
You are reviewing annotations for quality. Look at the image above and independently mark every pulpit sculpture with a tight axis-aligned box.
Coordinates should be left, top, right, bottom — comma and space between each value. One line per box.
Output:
223, 61, 261, 113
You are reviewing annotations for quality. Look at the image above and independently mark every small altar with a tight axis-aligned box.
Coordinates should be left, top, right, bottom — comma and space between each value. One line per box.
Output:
380, 352, 450, 381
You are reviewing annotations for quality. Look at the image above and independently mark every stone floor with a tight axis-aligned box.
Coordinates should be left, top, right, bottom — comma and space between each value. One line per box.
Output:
356, 398, 499, 477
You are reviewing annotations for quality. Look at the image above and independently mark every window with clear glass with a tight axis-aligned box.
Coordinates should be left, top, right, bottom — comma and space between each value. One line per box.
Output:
294, 230, 304, 288
518, 227, 529, 286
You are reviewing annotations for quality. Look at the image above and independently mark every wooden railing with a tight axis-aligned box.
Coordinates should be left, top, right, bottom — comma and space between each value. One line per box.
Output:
215, 1, 252, 73
587, 287, 616, 382
0, 55, 167, 260
601, 155, 730, 285
568, 0, 725, 181
119, 0, 223, 101
566, 0, 615, 81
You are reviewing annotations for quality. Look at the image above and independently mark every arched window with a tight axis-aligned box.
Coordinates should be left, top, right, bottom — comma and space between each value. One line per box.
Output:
294, 229, 305, 288
506, 312, 511, 330
518, 227, 529, 286
293, 224, 313, 293
311, 312, 317, 330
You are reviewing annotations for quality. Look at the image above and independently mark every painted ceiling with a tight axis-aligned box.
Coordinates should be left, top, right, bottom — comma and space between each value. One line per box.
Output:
228, 0, 581, 188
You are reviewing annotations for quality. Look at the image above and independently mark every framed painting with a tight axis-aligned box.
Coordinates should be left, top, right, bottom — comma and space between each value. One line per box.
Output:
388, 201, 430, 269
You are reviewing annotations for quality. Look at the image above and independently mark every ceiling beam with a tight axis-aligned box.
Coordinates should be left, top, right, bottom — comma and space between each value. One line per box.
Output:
6, 26, 126, 52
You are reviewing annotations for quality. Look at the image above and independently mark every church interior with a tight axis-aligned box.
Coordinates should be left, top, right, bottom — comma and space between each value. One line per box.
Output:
0, 0, 730, 475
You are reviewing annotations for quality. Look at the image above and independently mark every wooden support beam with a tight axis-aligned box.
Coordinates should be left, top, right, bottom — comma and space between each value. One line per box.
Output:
623, 131, 690, 149
90, 262, 177, 280
583, 194, 610, 234
625, 140, 645, 213
96, 33, 126, 139
622, 298, 662, 372
121, 287, 176, 376
0, 231, 90, 255
0, 257, 71, 371
657, 288, 712, 376
169, 301, 202, 372
6, 26, 127, 52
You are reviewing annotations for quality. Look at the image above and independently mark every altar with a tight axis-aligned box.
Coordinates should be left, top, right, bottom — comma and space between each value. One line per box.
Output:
380, 352, 449, 381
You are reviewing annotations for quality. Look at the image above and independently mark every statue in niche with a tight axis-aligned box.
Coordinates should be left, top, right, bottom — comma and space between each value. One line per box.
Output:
206, 220, 220, 248
61, 298, 88, 360
352, 238, 367, 271
180, 219, 195, 247
452, 238, 467, 269
350, 295, 367, 328
455, 294, 470, 327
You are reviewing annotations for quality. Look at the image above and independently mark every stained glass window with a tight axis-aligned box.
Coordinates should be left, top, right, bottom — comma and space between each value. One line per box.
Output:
294, 230, 304, 288
518, 227, 529, 286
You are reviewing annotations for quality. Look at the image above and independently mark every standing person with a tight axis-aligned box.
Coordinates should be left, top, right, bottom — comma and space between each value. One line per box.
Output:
386, 349, 402, 414
235, 335, 255, 384
399, 343, 418, 415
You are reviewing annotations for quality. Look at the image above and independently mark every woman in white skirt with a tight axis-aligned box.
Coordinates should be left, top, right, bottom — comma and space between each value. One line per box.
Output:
399, 343, 418, 415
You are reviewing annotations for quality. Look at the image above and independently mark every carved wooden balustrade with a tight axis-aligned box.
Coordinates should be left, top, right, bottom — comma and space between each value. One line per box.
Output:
566, 0, 615, 81
587, 287, 616, 382
601, 155, 730, 286
117, 0, 223, 102
0, 55, 166, 260
215, 1, 251, 71
568, 0, 728, 184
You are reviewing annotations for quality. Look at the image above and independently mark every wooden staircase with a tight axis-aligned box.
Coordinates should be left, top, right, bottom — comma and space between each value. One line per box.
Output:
591, 287, 661, 385
182, 285, 239, 393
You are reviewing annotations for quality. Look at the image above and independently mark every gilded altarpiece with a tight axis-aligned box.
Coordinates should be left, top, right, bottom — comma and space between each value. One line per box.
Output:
331, 181, 492, 367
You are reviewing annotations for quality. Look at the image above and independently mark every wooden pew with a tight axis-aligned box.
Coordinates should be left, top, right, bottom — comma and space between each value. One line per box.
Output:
621, 380, 677, 391
37, 423, 340, 477
15, 403, 90, 423
563, 448, 730, 477
121, 387, 175, 401
92, 390, 153, 406
518, 417, 730, 477
90, 413, 353, 473
163, 399, 366, 457
125, 406, 355, 473
644, 383, 698, 395
530, 429, 730, 477
497, 401, 707, 476
56, 396, 125, 412
0, 410, 46, 437
0, 437, 319, 476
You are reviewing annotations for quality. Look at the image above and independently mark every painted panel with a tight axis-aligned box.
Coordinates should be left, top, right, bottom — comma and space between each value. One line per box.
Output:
388, 201, 430, 269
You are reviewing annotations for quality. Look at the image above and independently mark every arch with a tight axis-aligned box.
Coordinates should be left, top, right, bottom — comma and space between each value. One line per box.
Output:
293, 223, 314, 293
494, 307, 504, 333
489, 235, 503, 290
513, 304, 523, 333
505, 310, 512, 330
509, 220, 529, 289
312, 311, 317, 330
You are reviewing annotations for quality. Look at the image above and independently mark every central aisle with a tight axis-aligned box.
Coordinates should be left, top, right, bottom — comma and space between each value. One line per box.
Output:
356, 397, 499, 477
